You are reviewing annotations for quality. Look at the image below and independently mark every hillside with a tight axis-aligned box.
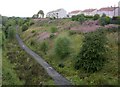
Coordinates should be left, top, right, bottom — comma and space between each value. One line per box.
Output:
20, 18, 119, 85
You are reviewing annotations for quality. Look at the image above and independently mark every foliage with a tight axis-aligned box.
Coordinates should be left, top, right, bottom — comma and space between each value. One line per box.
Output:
22, 23, 28, 31
75, 29, 107, 73
93, 14, 100, 20
69, 30, 76, 35
84, 15, 93, 20
2, 55, 24, 85
55, 36, 71, 58
71, 14, 86, 24
58, 62, 65, 68
110, 16, 120, 24
50, 33, 55, 39
99, 15, 111, 26
40, 41, 49, 54
7, 26, 15, 40
37, 10, 44, 18
50, 26, 57, 33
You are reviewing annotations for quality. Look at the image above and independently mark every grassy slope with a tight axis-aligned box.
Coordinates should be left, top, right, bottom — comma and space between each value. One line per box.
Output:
21, 19, 118, 85
2, 39, 54, 85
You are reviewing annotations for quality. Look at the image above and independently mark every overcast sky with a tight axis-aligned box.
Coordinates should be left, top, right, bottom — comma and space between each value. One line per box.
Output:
0, 0, 120, 17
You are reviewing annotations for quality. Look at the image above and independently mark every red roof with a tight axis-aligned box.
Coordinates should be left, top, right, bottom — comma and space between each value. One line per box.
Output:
69, 10, 81, 14
82, 9, 96, 12
98, 7, 118, 11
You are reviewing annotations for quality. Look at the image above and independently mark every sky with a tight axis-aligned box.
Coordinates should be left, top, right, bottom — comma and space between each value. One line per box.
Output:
0, 0, 120, 17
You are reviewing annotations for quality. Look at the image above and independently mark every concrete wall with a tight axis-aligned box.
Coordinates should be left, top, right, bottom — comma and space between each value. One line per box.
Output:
119, 1, 120, 16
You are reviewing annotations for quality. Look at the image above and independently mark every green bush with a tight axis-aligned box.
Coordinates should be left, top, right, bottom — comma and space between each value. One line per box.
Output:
8, 26, 15, 40
99, 16, 111, 26
111, 16, 120, 24
40, 41, 49, 54
50, 26, 57, 33
75, 29, 107, 73
78, 15, 86, 24
93, 14, 100, 20
55, 36, 71, 58
69, 30, 76, 35
50, 33, 55, 39
22, 24, 28, 32
58, 62, 65, 68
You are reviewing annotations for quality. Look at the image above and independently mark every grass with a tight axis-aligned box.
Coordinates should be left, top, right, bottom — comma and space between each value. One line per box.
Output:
2, 53, 24, 85
21, 19, 118, 85
2, 39, 54, 85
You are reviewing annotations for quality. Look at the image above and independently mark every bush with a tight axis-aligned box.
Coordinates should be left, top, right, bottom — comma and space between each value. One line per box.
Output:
99, 16, 111, 26
110, 16, 120, 24
40, 41, 49, 54
50, 33, 55, 39
55, 36, 71, 58
22, 24, 28, 31
78, 15, 86, 24
8, 26, 15, 40
85, 15, 93, 20
75, 29, 107, 73
69, 30, 76, 35
58, 62, 65, 68
31, 30, 36, 33
93, 14, 100, 20
50, 26, 57, 33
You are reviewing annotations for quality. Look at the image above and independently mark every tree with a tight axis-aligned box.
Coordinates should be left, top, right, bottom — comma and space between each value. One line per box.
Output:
75, 29, 107, 73
37, 10, 44, 18
93, 14, 100, 20
99, 16, 111, 26
78, 14, 86, 24
55, 36, 71, 58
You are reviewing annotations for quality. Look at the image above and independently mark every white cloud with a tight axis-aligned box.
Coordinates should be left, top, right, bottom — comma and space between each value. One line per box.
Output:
0, 0, 119, 17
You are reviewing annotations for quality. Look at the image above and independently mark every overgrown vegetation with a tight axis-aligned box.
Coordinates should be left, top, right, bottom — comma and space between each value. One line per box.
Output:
21, 18, 118, 85
75, 29, 108, 73
55, 36, 71, 58
2, 16, 54, 85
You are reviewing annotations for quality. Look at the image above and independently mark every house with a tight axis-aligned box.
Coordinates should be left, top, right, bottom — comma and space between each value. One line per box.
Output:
68, 10, 81, 17
82, 9, 97, 16
97, 7, 119, 17
46, 8, 67, 18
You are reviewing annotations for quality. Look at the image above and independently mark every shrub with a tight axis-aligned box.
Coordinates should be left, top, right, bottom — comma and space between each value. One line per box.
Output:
85, 15, 93, 20
110, 16, 120, 24
55, 36, 71, 58
69, 30, 76, 35
75, 29, 107, 73
50, 33, 55, 39
31, 30, 35, 33
93, 14, 100, 20
78, 15, 86, 24
40, 41, 49, 54
8, 26, 15, 40
58, 62, 65, 68
22, 24, 28, 31
50, 26, 57, 33
99, 16, 111, 26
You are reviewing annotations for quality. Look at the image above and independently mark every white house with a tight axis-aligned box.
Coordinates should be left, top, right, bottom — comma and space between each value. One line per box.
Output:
68, 10, 81, 17
46, 8, 67, 18
97, 7, 119, 17
82, 9, 97, 16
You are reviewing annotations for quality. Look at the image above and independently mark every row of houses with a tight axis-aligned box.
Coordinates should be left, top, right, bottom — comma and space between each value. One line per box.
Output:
69, 7, 119, 18
46, 1, 120, 18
